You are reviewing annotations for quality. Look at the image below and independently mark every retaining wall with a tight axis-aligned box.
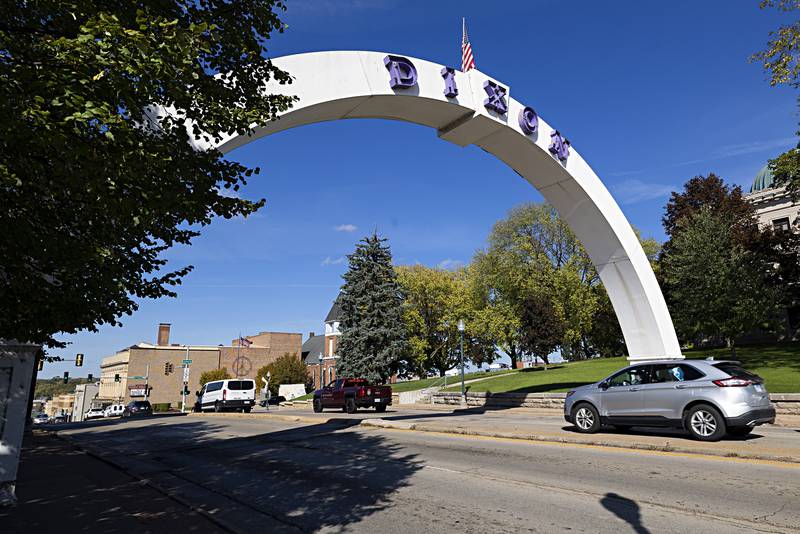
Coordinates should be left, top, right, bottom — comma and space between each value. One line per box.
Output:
431, 391, 800, 415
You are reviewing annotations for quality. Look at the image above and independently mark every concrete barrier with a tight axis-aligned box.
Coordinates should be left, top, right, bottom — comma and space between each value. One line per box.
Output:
431, 391, 800, 414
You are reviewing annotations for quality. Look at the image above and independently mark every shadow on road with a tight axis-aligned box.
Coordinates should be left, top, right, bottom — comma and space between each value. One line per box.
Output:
561, 425, 765, 442
27, 417, 422, 532
600, 492, 651, 534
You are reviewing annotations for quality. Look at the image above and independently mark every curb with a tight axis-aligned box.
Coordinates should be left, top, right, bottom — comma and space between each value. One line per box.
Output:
358, 419, 800, 465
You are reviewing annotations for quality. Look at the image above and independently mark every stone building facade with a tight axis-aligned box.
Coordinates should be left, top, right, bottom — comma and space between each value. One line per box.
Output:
744, 164, 800, 339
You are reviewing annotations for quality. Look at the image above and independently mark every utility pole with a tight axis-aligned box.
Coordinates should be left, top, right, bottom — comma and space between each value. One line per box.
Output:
181, 345, 189, 413
458, 319, 466, 407
144, 364, 150, 402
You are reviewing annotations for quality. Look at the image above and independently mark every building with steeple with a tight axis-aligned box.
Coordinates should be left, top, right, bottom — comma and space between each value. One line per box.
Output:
302, 295, 342, 388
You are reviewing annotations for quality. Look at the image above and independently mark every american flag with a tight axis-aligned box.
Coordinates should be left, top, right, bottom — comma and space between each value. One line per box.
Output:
461, 18, 475, 72
238, 336, 252, 348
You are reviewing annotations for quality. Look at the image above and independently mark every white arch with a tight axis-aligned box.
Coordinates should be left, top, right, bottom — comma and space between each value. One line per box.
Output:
213, 51, 682, 361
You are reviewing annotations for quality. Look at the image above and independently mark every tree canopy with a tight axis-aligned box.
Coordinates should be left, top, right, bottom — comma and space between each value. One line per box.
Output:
336, 234, 408, 384
0, 1, 295, 347
199, 367, 231, 387
255, 353, 309, 396
661, 208, 781, 351
752, 0, 800, 198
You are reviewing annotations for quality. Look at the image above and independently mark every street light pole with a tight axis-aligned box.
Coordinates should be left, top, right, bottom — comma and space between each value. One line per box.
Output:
457, 319, 465, 407
318, 352, 324, 389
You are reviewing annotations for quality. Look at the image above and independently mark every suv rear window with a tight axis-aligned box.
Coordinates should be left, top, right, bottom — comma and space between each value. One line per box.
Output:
713, 363, 762, 383
227, 380, 254, 390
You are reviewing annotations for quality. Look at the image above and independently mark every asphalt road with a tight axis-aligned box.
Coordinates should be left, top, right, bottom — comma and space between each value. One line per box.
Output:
60, 415, 800, 534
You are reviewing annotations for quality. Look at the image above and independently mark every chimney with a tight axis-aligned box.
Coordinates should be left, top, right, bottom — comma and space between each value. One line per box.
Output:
157, 323, 171, 346
309, 331, 315, 339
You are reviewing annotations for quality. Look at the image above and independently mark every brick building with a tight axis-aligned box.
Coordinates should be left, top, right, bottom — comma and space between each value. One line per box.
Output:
98, 324, 301, 408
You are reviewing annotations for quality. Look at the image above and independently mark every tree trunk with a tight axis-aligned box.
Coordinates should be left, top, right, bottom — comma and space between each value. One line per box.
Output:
508, 345, 518, 370
728, 338, 737, 359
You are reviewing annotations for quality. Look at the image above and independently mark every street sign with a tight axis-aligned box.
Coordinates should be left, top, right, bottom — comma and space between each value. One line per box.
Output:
130, 375, 146, 379
182, 359, 192, 364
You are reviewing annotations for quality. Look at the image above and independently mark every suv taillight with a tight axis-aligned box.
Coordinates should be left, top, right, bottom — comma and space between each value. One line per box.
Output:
713, 377, 753, 387
223, 389, 227, 400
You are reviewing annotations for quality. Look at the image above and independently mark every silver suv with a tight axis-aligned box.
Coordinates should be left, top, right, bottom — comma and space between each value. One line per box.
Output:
564, 359, 775, 441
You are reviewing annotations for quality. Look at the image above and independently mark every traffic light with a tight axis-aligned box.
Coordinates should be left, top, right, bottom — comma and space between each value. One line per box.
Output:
114, 374, 120, 382
87, 373, 93, 382
75, 353, 84, 367
37, 359, 44, 371
63, 371, 69, 384
165, 362, 170, 375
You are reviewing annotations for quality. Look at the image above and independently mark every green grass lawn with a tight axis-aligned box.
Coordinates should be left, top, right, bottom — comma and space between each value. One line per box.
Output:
442, 342, 800, 394
289, 369, 518, 401
391, 369, 517, 393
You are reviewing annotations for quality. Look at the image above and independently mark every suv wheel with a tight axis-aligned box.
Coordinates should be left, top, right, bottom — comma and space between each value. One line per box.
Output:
685, 404, 726, 441
214, 401, 222, 413
313, 398, 323, 413
571, 403, 600, 433
345, 397, 357, 414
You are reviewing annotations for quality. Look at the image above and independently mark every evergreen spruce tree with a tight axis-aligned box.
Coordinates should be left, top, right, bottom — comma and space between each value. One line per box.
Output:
336, 233, 408, 383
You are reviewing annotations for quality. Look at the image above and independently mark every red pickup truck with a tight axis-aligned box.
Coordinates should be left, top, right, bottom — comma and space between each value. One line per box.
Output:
313, 378, 392, 413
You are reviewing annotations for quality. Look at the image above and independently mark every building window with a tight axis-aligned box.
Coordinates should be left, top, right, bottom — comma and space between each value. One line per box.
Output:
773, 217, 790, 233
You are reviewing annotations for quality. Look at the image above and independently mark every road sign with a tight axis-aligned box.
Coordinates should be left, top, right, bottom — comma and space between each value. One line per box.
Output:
183, 366, 190, 382
182, 359, 192, 364
130, 375, 146, 379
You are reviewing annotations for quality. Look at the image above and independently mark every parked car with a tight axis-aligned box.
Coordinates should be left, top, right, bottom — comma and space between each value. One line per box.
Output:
564, 359, 775, 441
259, 395, 286, 407
84, 407, 106, 421
104, 404, 125, 418
122, 400, 152, 418
313, 378, 392, 413
50, 414, 67, 424
32, 413, 49, 425
195, 379, 256, 413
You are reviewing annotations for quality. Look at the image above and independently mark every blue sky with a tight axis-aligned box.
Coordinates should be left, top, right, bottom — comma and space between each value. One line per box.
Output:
48, 0, 797, 377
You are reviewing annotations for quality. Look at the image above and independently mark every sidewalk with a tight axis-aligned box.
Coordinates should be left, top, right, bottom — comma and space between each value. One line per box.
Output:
0, 430, 227, 533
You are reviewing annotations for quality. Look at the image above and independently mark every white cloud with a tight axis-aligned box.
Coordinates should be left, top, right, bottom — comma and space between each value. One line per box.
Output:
610, 179, 675, 205
437, 259, 465, 270
335, 224, 358, 233
321, 256, 346, 267
710, 137, 796, 159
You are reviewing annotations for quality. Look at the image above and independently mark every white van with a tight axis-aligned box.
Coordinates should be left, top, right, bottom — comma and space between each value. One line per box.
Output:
196, 379, 256, 413
104, 404, 125, 418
